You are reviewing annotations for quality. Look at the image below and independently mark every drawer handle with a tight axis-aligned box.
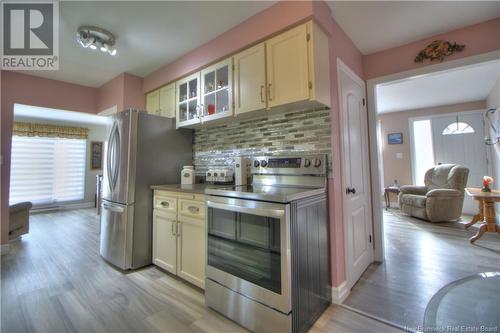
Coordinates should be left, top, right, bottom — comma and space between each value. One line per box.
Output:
188, 206, 200, 213
160, 201, 170, 208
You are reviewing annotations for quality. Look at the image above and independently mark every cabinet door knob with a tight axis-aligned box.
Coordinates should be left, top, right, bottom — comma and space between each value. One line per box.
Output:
160, 201, 170, 207
188, 206, 200, 213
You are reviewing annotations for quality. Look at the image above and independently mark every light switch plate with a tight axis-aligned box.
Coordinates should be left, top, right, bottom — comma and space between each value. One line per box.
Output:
396, 153, 403, 159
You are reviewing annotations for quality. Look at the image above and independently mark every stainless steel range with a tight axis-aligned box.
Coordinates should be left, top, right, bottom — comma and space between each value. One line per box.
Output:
205, 155, 331, 333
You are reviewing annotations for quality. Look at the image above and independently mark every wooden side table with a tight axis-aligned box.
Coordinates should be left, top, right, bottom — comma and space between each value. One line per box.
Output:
464, 187, 500, 243
384, 186, 400, 210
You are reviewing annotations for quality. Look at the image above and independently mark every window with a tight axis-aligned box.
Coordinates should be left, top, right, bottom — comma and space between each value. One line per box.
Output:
412, 119, 435, 185
442, 122, 475, 135
9, 136, 87, 205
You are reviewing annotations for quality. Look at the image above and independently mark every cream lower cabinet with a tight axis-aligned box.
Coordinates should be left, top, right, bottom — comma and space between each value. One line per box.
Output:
153, 210, 177, 274
152, 191, 206, 289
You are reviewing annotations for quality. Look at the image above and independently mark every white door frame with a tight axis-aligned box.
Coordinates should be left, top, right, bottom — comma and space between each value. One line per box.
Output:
367, 50, 500, 261
337, 58, 374, 290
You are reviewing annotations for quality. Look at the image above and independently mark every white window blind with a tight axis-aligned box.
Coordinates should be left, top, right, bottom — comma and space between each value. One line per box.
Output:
9, 136, 87, 205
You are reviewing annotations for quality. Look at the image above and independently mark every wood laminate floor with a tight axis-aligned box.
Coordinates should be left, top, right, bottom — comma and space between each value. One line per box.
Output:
343, 209, 500, 330
1, 209, 399, 333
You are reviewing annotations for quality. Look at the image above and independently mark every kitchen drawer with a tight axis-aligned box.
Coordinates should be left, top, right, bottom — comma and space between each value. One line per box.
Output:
193, 194, 205, 202
179, 199, 206, 221
154, 195, 177, 214
155, 190, 198, 200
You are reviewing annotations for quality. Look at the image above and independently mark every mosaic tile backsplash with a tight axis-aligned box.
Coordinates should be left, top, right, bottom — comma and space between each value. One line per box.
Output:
193, 107, 332, 177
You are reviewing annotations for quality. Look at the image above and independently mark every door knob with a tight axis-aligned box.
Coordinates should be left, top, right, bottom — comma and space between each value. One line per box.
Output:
346, 187, 356, 195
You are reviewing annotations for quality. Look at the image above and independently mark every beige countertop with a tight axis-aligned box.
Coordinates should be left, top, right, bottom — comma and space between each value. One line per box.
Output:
150, 183, 228, 194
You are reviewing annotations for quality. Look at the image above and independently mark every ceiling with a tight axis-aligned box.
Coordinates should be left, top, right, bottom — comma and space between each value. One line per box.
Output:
376, 60, 500, 114
14, 104, 110, 125
23, 1, 273, 88
328, 1, 500, 55
17, 1, 500, 88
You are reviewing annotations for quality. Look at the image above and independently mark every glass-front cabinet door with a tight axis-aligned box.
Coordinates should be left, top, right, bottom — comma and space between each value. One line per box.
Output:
176, 72, 201, 128
200, 58, 233, 123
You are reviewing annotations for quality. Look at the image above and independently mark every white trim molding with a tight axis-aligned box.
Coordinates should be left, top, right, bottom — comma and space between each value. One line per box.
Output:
31, 201, 95, 214
0, 244, 11, 255
331, 281, 350, 304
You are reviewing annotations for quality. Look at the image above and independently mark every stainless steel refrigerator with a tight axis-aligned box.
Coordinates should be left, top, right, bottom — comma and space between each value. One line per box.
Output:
100, 109, 192, 270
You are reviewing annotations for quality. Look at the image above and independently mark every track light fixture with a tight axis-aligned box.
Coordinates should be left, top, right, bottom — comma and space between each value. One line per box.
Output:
76, 26, 117, 56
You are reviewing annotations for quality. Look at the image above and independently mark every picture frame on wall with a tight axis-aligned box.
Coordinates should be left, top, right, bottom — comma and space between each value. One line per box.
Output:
388, 133, 403, 145
90, 141, 103, 170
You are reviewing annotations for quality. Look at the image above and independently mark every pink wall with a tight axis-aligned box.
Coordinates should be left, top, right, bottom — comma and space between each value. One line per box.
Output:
98, 73, 145, 112
143, 1, 314, 93
312, 0, 364, 287
98, 73, 125, 112
1, 71, 98, 245
123, 74, 145, 110
363, 18, 500, 80
143, 0, 364, 287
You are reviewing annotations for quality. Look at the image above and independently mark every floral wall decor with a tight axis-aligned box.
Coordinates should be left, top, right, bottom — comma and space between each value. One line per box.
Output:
414, 40, 465, 63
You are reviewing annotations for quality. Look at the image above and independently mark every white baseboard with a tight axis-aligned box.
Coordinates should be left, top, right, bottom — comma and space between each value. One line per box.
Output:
0, 244, 11, 255
331, 281, 350, 304
31, 201, 94, 214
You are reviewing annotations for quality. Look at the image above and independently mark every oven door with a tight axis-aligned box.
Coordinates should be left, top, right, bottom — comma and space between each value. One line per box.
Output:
206, 196, 291, 314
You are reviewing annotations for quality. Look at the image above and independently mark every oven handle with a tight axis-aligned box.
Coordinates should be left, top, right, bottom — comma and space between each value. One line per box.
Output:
206, 200, 285, 218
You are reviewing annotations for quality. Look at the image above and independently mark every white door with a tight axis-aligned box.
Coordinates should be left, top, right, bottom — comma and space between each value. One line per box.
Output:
338, 61, 374, 289
431, 113, 488, 214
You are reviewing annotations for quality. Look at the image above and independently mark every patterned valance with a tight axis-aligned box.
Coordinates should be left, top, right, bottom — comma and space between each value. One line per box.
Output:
13, 122, 89, 139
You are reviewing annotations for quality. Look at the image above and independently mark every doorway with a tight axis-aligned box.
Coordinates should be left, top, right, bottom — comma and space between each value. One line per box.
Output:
342, 54, 500, 329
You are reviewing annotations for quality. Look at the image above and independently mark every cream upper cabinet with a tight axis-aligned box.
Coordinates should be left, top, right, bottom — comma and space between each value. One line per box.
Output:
176, 72, 201, 128
158, 83, 176, 118
153, 210, 177, 274
146, 89, 160, 115
234, 43, 267, 115
200, 58, 233, 123
146, 83, 176, 118
266, 24, 310, 108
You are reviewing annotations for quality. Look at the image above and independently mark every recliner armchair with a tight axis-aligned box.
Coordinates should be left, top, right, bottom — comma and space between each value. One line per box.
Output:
398, 164, 469, 222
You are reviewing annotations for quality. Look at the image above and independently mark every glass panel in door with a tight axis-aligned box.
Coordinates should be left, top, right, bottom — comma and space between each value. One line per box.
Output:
179, 82, 188, 103
207, 207, 282, 293
216, 89, 229, 114
188, 78, 198, 99
202, 64, 230, 117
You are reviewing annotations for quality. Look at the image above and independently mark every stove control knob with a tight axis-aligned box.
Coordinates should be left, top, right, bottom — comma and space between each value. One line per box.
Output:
207, 172, 211, 176
304, 159, 311, 167
314, 158, 322, 168
254, 160, 260, 167
260, 160, 268, 167
214, 172, 218, 177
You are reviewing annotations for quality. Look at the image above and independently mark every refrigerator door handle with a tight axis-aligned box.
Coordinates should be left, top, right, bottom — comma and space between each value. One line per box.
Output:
107, 122, 121, 192
106, 122, 116, 192
103, 201, 125, 213
112, 125, 121, 190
